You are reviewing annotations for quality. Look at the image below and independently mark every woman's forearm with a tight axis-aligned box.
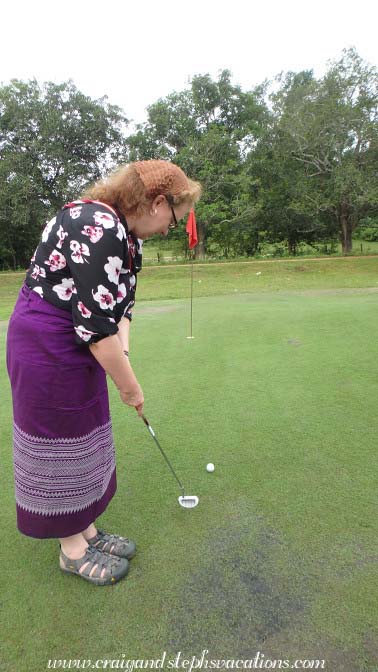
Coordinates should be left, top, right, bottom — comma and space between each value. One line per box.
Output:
89, 334, 137, 393
117, 317, 131, 352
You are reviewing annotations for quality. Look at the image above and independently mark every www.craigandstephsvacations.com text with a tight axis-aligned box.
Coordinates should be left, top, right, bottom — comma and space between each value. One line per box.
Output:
47, 650, 326, 670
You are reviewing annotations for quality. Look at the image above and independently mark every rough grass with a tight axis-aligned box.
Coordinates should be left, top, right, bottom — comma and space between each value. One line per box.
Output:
141, 237, 378, 262
1, 260, 378, 672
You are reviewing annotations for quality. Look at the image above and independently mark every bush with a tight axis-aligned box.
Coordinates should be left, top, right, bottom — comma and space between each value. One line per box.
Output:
354, 218, 378, 241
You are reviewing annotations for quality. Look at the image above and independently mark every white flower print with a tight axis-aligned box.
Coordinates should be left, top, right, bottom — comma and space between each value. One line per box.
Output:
70, 240, 90, 264
81, 225, 103, 243
117, 283, 126, 303
123, 300, 134, 316
31, 247, 38, 263
93, 211, 115, 229
77, 301, 92, 318
108, 317, 116, 323
56, 225, 68, 249
31, 264, 46, 281
70, 206, 82, 219
129, 274, 136, 288
92, 285, 115, 310
41, 217, 56, 243
74, 325, 97, 342
104, 256, 122, 285
32, 286, 43, 298
137, 239, 143, 255
45, 249, 66, 272
116, 222, 126, 241
52, 278, 77, 301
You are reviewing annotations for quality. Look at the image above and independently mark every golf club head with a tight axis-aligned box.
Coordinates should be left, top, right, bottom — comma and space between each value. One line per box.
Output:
178, 495, 199, 509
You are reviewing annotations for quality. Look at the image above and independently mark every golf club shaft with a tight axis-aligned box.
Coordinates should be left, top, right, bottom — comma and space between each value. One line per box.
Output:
141, 414, 185, 497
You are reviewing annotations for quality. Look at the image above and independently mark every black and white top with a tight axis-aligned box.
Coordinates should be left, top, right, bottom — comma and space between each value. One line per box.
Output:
25, 200, 142, 345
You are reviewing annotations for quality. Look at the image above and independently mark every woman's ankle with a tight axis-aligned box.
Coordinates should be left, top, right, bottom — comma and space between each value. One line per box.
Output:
82, 522, 98, 541
59, 533, 88, 559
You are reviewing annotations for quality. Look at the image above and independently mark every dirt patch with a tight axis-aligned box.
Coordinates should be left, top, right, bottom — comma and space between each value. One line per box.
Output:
167, 501, 308, 656
363, 632, 378, 667
166, 500, 374, 669
287, 338, 302, 347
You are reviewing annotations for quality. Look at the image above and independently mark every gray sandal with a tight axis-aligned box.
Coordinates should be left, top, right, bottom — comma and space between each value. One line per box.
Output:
60, 546, 129, 586
87, 529, 136, 559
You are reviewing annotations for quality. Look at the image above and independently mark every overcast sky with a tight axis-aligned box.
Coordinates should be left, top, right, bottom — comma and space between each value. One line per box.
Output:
1, 0, 377, 125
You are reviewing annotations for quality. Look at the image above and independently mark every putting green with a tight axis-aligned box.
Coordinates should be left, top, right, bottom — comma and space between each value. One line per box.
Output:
1, 277, 377, 671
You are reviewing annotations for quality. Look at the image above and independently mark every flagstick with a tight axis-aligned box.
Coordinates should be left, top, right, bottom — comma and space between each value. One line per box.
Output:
186, 252, 195, 339
185, 208, 197, 340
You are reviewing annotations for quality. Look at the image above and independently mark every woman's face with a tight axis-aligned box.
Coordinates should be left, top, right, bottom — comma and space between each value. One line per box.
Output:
129, 196, 191, 240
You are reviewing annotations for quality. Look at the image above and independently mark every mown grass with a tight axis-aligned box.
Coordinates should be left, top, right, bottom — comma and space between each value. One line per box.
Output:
1, 259, 378, 671
1, 256, 377, 320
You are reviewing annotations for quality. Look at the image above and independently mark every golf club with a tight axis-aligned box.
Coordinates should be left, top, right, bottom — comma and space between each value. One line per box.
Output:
141, 414, 199, 509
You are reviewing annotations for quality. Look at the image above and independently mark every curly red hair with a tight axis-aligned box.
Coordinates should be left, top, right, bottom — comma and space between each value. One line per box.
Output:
83, 161, 201, 217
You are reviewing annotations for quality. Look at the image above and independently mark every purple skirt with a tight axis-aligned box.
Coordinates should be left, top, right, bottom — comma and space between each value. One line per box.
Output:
6, 285, 117, 538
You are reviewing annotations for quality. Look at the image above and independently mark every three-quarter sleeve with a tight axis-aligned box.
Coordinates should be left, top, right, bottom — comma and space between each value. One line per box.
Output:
60, 204, 128, 345
116, 232, 142, 323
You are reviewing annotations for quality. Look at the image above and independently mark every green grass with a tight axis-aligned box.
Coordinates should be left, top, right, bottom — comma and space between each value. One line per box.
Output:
3, 256, 377, 320
1, 259, 378, 671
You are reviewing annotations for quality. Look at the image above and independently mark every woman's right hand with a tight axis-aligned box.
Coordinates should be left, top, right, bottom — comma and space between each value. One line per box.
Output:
89, 335, 144, 414
119, 383, 144, 415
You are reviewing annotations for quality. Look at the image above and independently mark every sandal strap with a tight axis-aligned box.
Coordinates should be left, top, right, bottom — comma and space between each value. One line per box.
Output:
88, 529, 130, 554
60, 546, 122, 578
98, 529, 129, 542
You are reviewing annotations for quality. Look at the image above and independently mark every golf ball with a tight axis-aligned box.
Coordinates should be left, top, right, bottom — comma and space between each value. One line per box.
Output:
206, 463, 215, 472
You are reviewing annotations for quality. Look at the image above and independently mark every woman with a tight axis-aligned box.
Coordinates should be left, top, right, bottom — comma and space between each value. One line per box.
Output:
6, 160, 201, 586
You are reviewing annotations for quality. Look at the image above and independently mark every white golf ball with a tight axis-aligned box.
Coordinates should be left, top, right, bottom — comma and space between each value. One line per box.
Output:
206, 463, 215, 473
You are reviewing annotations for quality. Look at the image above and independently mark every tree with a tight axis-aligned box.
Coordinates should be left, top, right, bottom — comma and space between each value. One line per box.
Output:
247, 73, 336, 255
127, 71, 267, 258
270, 49, 378, 253
0, 79, 127, 268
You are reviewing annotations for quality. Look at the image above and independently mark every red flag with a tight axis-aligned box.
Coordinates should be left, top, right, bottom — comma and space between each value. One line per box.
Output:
186, 209, 198, 249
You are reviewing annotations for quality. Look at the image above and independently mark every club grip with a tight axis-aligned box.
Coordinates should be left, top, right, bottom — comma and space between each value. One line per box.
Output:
141, 414, 155, 437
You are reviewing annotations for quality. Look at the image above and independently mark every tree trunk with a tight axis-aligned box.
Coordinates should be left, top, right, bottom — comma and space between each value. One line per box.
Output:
287, 238, 297, 255
194, 220, 206, 260
339, 202, 353, 254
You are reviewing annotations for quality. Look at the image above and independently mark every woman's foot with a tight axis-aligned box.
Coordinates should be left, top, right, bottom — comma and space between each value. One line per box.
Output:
86, 529, 136, 559
59, 546, 129, 585
59, 532, 127, 581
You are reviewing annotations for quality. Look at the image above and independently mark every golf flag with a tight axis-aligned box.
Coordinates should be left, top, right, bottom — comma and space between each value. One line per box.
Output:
186, 209, 198, 249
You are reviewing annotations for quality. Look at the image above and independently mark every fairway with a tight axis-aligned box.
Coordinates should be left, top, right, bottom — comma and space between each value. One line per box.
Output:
1, 260, 378, 671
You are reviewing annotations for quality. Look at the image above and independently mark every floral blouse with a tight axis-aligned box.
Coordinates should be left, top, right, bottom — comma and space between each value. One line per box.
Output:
25, 200, 142, 345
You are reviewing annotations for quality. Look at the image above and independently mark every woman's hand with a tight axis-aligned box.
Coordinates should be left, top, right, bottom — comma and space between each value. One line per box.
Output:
89, 335, 144, 414
119, 383, 144, 416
